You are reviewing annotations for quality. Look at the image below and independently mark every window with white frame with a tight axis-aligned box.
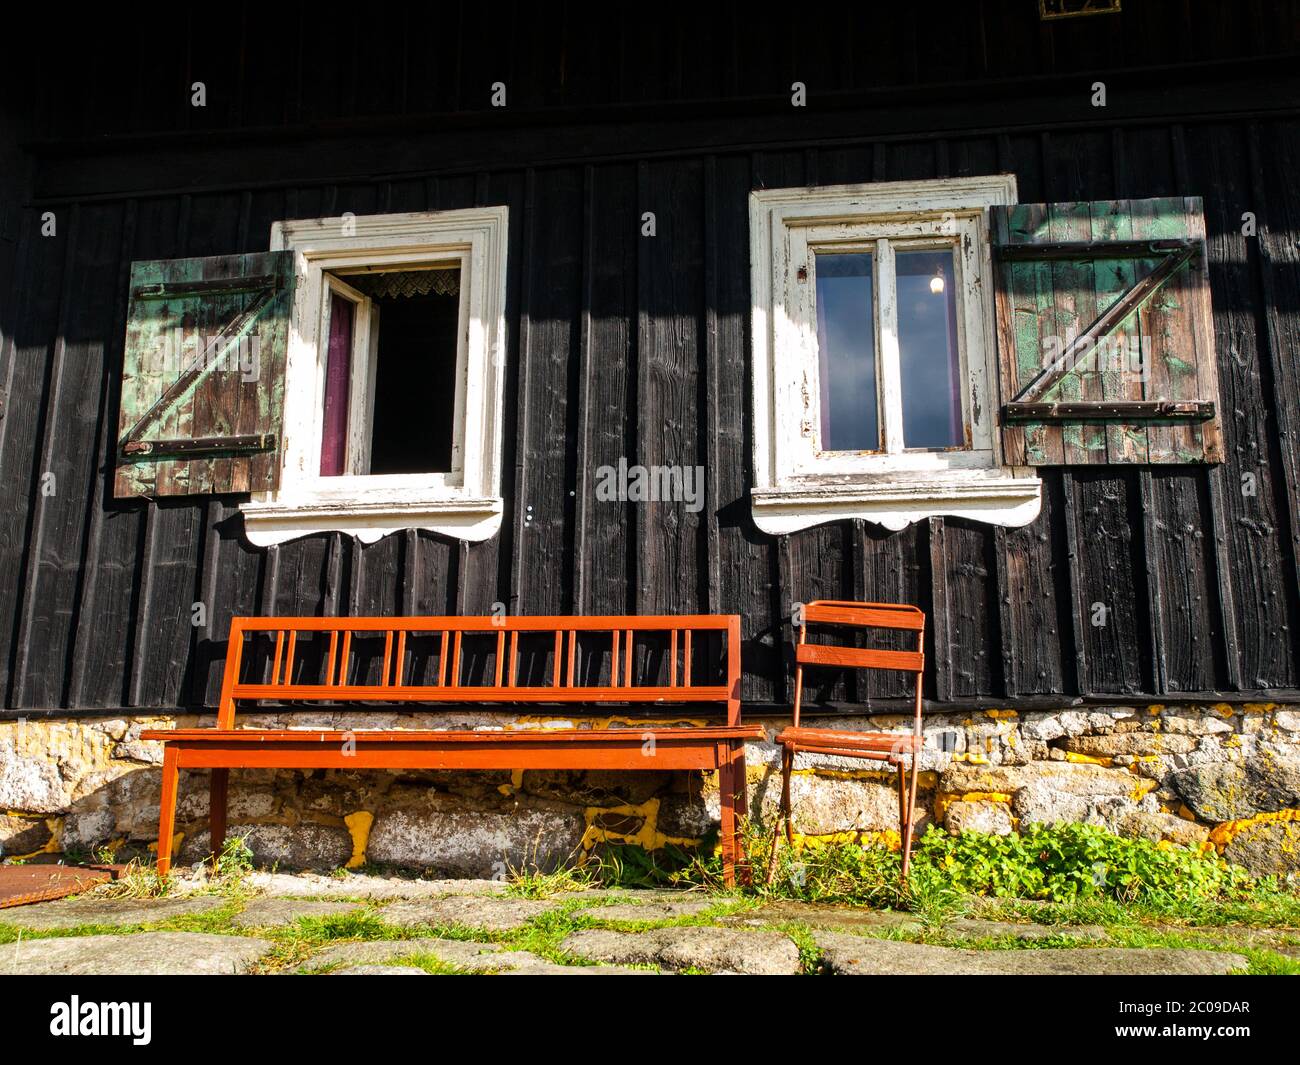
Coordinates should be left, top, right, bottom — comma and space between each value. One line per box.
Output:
240, 208, 509, 545
749, 176, 1042, 533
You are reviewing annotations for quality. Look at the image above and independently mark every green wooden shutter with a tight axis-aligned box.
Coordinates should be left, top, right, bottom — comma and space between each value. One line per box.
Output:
115, 252, 295, 497
991, 197, 1222, 465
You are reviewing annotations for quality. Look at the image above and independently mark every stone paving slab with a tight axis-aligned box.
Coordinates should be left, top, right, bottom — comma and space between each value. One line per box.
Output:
947, 918, 1109, 942
335, 965, 430, 975
563, 926, 801, 974
719, 901, 921, 933
379, 895, 557, 932
584, 898, 721, 923
230, 898, 363, 928
813, 931, 1247, 975
241, 872, 509, 899
1, 932, 272, 975
308, 938, 652, 975
0, 895, 226, 931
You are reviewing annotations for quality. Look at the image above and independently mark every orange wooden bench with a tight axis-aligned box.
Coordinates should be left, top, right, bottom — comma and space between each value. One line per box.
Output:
141, 614, 758, 884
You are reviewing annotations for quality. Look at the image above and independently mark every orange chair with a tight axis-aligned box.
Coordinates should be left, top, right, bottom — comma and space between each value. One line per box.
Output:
766, 600, 926, 884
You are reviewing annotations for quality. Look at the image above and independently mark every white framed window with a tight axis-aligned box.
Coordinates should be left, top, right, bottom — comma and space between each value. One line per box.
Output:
240, 208, 509, 545
749, 176, 1042, 533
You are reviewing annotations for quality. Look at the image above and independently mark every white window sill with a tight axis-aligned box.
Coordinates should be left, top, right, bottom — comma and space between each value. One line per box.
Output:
241, 489, 503, 545
751, 467, 1042, 534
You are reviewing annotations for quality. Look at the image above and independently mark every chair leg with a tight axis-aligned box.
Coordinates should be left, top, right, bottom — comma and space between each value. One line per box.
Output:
899, 755, 919, 880
156, 746, 180, 877
209, 767, 229, 871
781, 747, 795, 844
765, 747, 793, 886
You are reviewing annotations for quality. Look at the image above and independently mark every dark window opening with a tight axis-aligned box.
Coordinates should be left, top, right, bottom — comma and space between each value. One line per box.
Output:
332, 267, 461, 475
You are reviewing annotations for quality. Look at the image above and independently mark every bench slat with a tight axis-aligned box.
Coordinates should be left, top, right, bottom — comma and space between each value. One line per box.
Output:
229, 684, 733, 703
142, 726, 764, 743
234, 614, 737, 632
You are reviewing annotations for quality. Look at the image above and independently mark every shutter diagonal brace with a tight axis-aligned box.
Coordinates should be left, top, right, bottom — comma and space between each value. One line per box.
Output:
1006, 241, 1198, 406
117, 274, 281, 460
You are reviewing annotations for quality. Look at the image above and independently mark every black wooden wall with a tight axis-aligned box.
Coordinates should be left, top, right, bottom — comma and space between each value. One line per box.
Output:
1, 2, 1299, 714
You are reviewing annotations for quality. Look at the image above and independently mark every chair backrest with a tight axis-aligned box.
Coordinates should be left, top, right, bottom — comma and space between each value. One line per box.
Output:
792, 600, 925, 728
216, 614, 742, 728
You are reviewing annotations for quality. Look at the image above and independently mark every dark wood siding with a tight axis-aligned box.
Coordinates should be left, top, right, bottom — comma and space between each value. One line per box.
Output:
2, 3, 1299, 713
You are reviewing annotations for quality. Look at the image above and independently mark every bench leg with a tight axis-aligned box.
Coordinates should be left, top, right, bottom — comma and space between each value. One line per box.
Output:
718, 752, 737, 888
731, 742, 751, 886
156, 746, 180, 877
209, 768, 229, 871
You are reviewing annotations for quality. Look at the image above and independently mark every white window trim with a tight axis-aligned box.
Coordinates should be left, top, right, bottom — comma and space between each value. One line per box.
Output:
750, 175, 1042, 534
241, 208, 509, 546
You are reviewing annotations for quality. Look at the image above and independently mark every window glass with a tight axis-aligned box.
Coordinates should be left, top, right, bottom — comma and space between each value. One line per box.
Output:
896, 248, 963, 450
814, 251, 878, 452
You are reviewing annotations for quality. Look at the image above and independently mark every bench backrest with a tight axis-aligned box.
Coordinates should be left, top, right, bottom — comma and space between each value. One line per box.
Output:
217, 615, 741, 728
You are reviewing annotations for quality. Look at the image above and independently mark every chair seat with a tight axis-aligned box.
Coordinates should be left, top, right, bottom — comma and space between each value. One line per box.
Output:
775, 726, 921, 759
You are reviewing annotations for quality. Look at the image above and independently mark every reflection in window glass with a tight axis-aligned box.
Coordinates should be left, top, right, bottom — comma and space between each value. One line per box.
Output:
896, 249, 963, 449
814, 252, 878, 451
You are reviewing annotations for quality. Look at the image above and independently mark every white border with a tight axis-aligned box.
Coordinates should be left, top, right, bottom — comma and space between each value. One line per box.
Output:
241, 208, 509, 545
749, 176, 1042, 533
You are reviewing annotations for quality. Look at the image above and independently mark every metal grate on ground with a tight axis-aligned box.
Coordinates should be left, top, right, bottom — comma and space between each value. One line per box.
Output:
0, 864, 121, 909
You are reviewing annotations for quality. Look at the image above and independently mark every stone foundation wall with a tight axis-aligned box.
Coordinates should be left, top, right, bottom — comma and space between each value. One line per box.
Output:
2, 704, 1298, 877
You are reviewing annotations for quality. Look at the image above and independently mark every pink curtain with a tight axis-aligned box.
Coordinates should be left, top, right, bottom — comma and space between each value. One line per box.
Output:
320, 293, 354, 476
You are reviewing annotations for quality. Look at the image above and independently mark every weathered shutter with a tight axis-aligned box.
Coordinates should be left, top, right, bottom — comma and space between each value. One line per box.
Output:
991, 197, 1222, 465
115, 252, 295, 497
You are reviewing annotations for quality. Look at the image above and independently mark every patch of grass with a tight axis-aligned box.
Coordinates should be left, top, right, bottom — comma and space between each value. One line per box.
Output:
749, 823, 1300, 927
772, 921, 825, 975
504, 863, 597, 900
94, 859, 173, 900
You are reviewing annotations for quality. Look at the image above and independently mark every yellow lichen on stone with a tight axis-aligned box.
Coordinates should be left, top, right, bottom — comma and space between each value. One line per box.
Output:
577, 797, 700, 856
931, 790, 1013, 822
788, 828, 903, 852
1065, 751, 1113, 766
497, 768, 526, 795
984, 709, 1018, 720
6, 815, 64, 860
343, 811, 374, 869
1207, 807, 1300, 852
505, 714, 709, 731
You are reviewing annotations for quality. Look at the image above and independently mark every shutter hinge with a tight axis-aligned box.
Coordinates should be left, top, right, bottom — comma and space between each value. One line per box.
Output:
120, 433, 276, 459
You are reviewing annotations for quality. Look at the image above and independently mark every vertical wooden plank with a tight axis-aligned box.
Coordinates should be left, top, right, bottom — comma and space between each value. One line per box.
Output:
10, 204, 84, 708
578, 162, 637, 618
68, 198, 139, 707
1046, 200, 1104, 464
996, 477, 1066, 696
637, 157, 705, 616
996, 203, 1063, 464
1247, 122, 1300, 653
1089, 199, 1148, 463
513, 166, 582, 616
932, 517, 997, 698
1071, 470, 1144, 694
1132, 197, 1201, 463
1183, 123, 1294, 689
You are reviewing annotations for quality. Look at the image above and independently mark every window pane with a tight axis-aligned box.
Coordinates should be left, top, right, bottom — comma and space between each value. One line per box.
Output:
896, 249, 964, 449
814, 251, 878, 452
